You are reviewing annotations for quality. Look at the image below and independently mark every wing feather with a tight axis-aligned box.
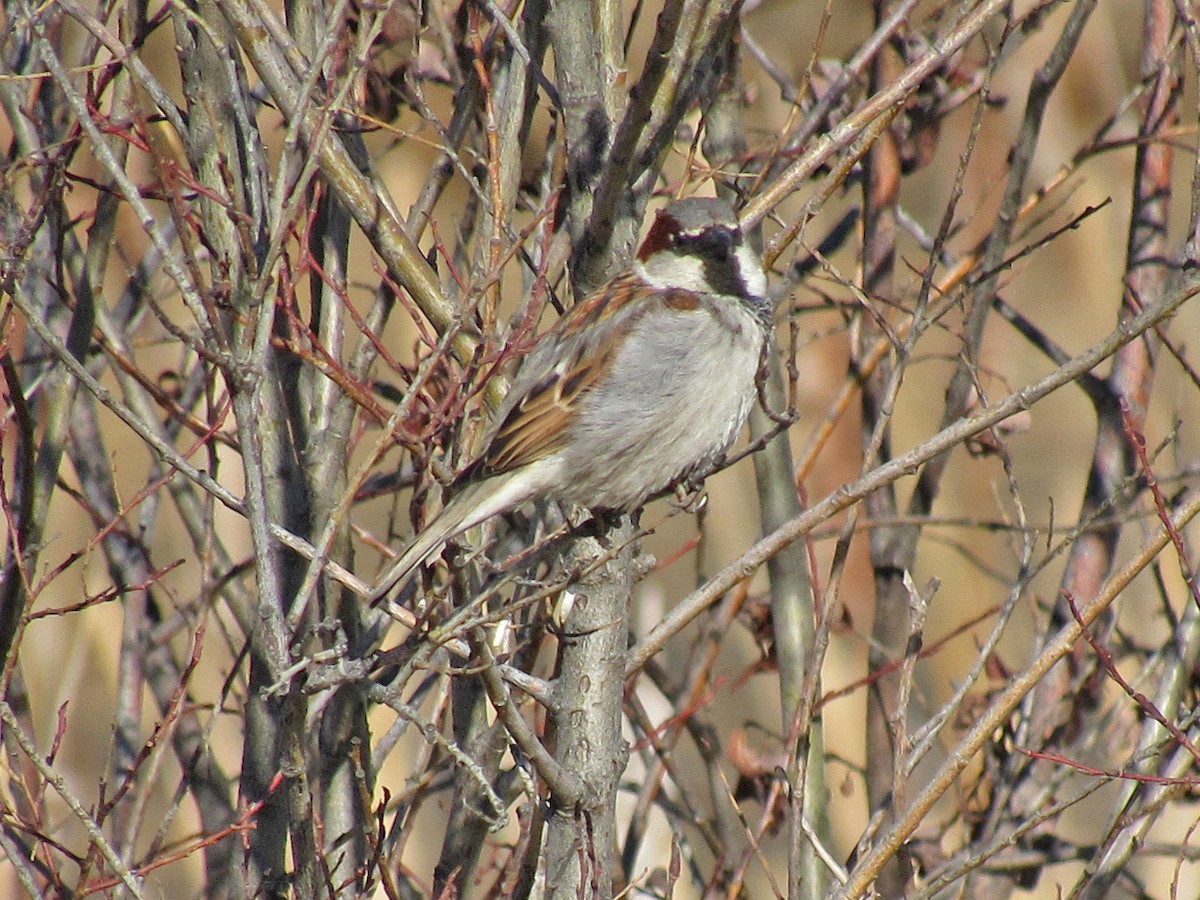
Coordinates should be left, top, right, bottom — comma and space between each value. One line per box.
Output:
479, 273, 648, 474
484, 342, 615, 472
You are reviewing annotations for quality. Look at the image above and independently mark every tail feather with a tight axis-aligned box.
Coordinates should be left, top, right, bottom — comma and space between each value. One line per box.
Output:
368, 471, 538, 606
367, 518, 461, 608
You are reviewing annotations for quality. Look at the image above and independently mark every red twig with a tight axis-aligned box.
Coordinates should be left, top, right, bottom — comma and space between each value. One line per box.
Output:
1063, 589, 1200, 769
1121, 398, 1200, 611
816, 604, 1000, 711
79, 766, 279, 895
1015, 746, 1200, 786
27, 560, 183, 620
95, 625, 206, 825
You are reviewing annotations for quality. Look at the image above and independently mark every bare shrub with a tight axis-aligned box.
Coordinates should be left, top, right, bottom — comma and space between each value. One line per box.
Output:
3, 0, 1200, 897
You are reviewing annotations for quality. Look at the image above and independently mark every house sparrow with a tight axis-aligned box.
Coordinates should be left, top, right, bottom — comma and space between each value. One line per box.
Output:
369, 197, 772, 605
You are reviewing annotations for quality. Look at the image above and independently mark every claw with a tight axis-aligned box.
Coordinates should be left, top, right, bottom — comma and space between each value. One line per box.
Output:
672, 483, 707, 513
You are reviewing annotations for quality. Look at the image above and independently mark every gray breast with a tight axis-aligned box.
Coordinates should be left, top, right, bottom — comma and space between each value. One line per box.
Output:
559, 297, 765, 510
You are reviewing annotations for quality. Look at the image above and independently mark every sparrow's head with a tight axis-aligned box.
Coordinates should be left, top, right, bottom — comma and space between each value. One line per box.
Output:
635, 197, 767, 303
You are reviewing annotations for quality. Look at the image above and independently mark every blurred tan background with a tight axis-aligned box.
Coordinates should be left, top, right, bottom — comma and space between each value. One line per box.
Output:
8, 0, 1200, 895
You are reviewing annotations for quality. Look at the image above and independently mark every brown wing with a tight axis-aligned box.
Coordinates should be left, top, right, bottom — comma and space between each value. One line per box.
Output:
479, 273, 647, 474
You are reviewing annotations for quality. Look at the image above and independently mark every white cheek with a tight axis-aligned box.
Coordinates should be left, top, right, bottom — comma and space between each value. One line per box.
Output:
735, 244, 767, 299
634, 256, 710, 294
